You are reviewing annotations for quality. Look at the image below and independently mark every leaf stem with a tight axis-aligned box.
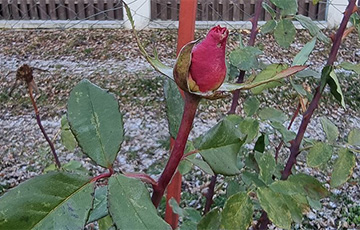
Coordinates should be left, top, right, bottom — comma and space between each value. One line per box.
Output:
91, 167, 114, 182
152, 92, 201, 207
28, 86, 61, 168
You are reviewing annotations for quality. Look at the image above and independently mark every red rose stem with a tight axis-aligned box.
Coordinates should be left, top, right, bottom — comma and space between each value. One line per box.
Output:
165, 1, 197, 229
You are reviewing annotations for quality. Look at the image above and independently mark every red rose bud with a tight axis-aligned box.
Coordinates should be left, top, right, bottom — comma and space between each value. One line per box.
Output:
188, 25, 229, 92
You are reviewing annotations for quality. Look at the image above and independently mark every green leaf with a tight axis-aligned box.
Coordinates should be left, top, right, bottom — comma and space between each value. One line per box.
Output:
327, 70, 346, 108
88, 186, 108, 223
244, 96, 260, 117
220, 192, 253, 230
257, 187, 292, 229
320, 117, 339, 143
168, 198, 184, 217
306, 142, 333, 168
218, 65, 306, 93
186, 158, 215, 176
98, 215, 116, 230
270, 121, 296, 143
292, 39, 316, 66
340, 61, 360, 74
179, 142, 196, 175
199, 143, 242, 176
257, 153, 276, 185
270, 173, 329, 200
239, 118, 259, 143
274, 19, 296, 48
294, 15, 330, 43
270, 0, 297, 15
229, 46, 262, 71
261, 20, 277, 34
61, 115, 77, 151
67, 80, 124, 168
262, 2, 276, 18
290, 79, 307, 96
0, 172, 94, 230
197, 208, 221, 230
250, 64, 287, 94
282, 194, 308, 224
226, 180, 244, 198
254, 133, 268, 153
242, 171, 266, 188
108, 174, 171, 230
259, 107, 287, 123
295, 69, 321, 78
164, 79, 184, 139
330, 148, 356, 188
348, 129, 360, 146
195, 115, 244, 150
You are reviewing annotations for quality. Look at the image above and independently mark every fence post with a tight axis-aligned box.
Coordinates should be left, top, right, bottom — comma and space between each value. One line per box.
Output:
327, 0, 348, 28
123, 0, 151, 29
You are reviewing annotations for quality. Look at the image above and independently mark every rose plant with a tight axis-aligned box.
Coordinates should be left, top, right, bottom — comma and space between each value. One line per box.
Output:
0, 0, 359, 229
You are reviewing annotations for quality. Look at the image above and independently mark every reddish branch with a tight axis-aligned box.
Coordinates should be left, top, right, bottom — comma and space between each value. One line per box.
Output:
255, 2, 357, 229
204, 174, 217, 214
151, 93, 201, 207
281, 0, 357, 180
229, 0, 264, 114
91, 167, 114, 182
274, 102, 301, 163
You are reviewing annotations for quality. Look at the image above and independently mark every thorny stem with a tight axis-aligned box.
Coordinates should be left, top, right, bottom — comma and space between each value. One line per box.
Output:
28, 86, 61, 168
204, 174, 217, 214
229, 0, 264, 114
151, 92, 201, 207
255, 1, 357, 229
91, 167, 114, 182
281, 0, 357, 181
274, 102, 301, 163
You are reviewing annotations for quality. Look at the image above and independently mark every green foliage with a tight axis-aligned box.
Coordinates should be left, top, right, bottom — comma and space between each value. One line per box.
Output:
262, 2, 276, 18
60, 115, 77, 151
108, 174, 171, 229
229, 46, 262, 71
330, 148, 356, 188
257, 153, 276, 185
294, 15, 330, 43
320, 117, 339, 143
259, 107, 287, 123
306, 142, 333, 168
261, 20, 277, 34
348, 129, 360, 146
244, 96, 260, 117
327, 70, 346, 108
292, 39, 316, 66
220, 192, 253, 230
270, 0, 298, 15
340, 62, 360, 74
197, 208, 221, 230
164, 79, 184, 138
67, 80, 124, 168
87, 186, 108, 223
0, 172, 94, 229
274, 19, 296, 48
251, 64, 287, 94
195, 116, 246, 175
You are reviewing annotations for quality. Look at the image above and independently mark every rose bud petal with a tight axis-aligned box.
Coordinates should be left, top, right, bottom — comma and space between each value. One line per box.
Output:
188, 25, 229, 92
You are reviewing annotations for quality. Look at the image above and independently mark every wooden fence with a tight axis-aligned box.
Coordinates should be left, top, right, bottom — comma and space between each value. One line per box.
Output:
0, 0, 124, 20
151, 0, 328, 21
0, 0, 327, 21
